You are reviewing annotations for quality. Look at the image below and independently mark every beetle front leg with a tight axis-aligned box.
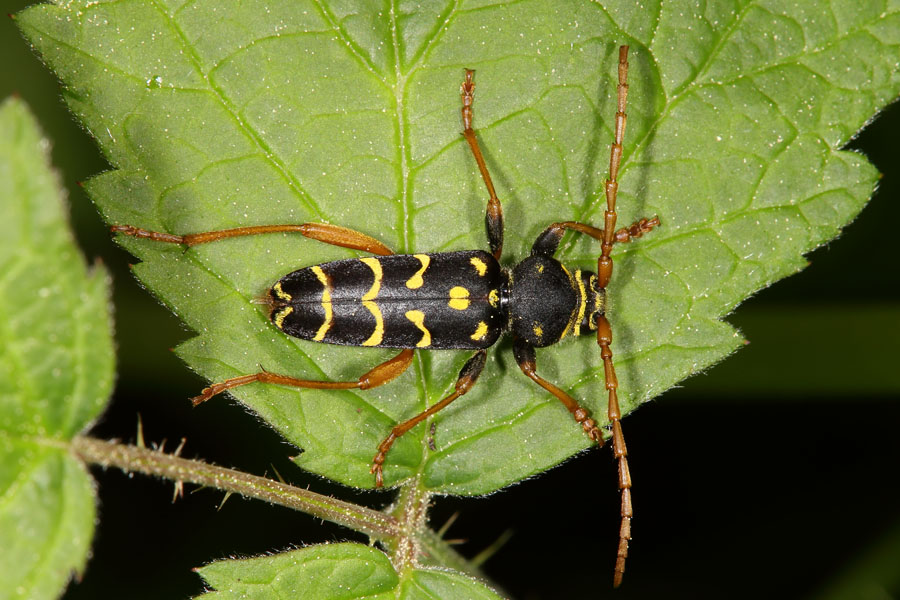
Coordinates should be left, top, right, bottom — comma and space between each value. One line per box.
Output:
512, 338, 604, 443
530, 217, 660, 258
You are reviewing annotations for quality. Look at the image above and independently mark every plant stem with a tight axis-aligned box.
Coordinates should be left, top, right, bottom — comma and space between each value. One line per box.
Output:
70, 436, 496, 588
389, 474, 432, 572
71, 435, 399, 539
386, 476, 495, 589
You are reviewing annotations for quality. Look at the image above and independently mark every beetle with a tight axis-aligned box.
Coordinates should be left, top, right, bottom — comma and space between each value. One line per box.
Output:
112, 45, 659, 586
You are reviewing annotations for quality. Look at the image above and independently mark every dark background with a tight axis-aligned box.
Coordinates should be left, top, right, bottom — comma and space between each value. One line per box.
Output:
3, 5, 899, 599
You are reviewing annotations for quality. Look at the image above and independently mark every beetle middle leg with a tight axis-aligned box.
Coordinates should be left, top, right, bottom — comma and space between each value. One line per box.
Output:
371, 350, 487, 487
461, 69, 504, 261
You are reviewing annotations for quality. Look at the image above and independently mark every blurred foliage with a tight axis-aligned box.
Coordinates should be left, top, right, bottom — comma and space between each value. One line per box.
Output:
0, 96, 111, 600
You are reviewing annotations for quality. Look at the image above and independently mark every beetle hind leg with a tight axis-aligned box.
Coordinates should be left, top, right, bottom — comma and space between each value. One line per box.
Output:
112, 222, 394, 256
190, 348, 413, 404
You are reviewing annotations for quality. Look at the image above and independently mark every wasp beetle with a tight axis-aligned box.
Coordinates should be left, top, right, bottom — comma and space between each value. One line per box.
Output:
113, 46, 659, 586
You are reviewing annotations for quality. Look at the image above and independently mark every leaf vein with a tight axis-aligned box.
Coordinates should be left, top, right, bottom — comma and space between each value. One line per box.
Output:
146, 0, 326, 221
311, 0, 388, 82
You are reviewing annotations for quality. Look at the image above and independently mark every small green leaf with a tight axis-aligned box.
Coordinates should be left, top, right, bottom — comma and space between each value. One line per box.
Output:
0, 98, 113, 600
197, 543, 399, 600
196, 543, 502, 600
399, 569, 505, 600
17, 1, 899, 497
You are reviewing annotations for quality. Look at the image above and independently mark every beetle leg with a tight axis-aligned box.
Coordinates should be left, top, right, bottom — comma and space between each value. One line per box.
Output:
530, 217, 659, 258
189, 348, 414, 406
111, 222, 393, 256
613, 216, 660, 244
460, 69, 504, 261
371, 350, 487, 488
512, 338, 604, 443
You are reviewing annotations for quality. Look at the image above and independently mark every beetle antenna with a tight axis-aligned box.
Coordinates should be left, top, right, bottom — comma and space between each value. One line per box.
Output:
598, 44, 633, 588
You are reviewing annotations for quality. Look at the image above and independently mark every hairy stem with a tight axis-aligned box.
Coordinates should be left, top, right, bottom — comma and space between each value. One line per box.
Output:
70, 436, 495, 586
71, 436, 399, 539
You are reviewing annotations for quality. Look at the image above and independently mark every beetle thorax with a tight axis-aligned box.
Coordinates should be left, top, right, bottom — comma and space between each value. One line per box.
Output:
508, 255, 600, 347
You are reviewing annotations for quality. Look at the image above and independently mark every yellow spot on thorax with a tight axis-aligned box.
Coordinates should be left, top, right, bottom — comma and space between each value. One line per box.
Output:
405, 310, 431, 348
533, 322, 544, 339
273, 306, 293, 329
471, 321, 489, 341
360, 257, 384, 346
406, 254, 430, 289
311, 266, 332, 341
470, 256, 487, 276
448, 286, 470, 310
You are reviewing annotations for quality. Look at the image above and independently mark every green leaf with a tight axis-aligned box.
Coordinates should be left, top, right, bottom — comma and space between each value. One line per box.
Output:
0, 98, 113, 600
196, 543, 503, 600
17, 1, 899, 496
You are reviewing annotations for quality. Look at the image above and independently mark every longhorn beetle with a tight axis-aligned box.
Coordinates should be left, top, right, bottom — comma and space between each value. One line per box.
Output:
112, 46, 659, 586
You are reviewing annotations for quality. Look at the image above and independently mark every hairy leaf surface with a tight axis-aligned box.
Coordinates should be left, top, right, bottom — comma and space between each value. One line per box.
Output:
196, 543, 503, 600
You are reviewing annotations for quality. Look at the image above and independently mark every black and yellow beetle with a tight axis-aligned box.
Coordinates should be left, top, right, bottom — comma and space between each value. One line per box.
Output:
112, 46, 658, 586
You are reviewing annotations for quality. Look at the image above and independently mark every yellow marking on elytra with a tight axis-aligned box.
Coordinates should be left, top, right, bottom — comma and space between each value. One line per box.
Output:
471, 321, 489, 341
360, 257, 384, 346
273, 306, 294, 329
311, 266, 333, 341
533, 322, 544, 339
560, 318, 573, 340
537, 263, 544, 274
273, 281, 292, 302
573, 268, 586, 337
470, 256, 487, 276
448, 286, 470, 310
488, 289, 499, 307
406, 254, 430, 289
405, 310, 431, 348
